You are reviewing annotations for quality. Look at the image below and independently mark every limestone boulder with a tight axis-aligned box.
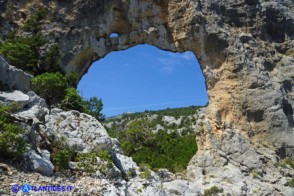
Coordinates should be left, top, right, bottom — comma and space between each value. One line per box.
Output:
23, 149, 54, 176
0, 55, 32, 93
111, 153, 138, 176
0, 90, 30, 108
42, 108, 120, 153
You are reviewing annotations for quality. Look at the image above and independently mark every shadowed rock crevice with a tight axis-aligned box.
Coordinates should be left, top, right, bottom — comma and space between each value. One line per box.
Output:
282, 99, 294, 127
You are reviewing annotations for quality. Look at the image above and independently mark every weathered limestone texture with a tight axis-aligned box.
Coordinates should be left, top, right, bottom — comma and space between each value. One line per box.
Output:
0, 55, 32, 92
1, 0, 294, 195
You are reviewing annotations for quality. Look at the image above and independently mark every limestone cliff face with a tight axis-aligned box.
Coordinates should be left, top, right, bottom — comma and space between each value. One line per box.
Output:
1, 0, 294, 193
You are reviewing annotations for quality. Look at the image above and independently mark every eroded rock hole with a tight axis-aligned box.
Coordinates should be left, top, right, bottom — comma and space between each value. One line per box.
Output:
109, 33, 120, 38
78, 44, 208, 172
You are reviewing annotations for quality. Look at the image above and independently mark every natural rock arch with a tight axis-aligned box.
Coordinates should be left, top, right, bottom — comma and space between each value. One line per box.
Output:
51, 0, 293, 156
2, 0, 294, 192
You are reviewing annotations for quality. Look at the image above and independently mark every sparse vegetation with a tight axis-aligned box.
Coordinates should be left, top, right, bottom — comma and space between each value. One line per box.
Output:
278, 158, 294, 169
203, 186, 222, 196
61, 87, 85, 112
66, 71, 79, 87
0, 9, 60, 76
113, 119, 197, 173
0, 104, 26, 159
0, 33, 45, 75
31, 71, 105, 119
23, 8, 48, 33
75, 152, 97, 173
139, 163, 151, 179
32, 72, 68, 111
84, 97, 106, 121
45, 44, 64, 74
124, 170, 136, 181
284, 158, 294, 169
286, 178, 294, 187
52, 148, 72, 172
106, 106, 201, 122
75, 150, 112, 174
104, 106, 202, 173
251, 169, 259, 179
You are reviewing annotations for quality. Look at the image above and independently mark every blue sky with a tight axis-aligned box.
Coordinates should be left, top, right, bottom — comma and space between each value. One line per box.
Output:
77, 44, 208, 117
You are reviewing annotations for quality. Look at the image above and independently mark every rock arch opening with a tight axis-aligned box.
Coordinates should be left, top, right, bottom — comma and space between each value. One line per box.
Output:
77, 44, 208, 117
109, 33, 120, 38
77, 44, 207, 172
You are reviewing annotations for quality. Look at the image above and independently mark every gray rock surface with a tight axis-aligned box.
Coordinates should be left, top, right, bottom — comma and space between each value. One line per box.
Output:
23, 149, 54, 176
0, 90, 30, 108
0, 55, 32, 93
41, 108, 121, 153
27, 91, 47, 108
112, 153, 138, 176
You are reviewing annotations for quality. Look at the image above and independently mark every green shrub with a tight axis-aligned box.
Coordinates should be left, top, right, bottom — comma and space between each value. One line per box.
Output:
203, 186, 222, 196
32, 72, 68, 110
0, 33, 46, 75
251, 169, 259, 179
45, 44, 63, 73
124, 170, 136, 181
23, 8, 48, 33
0, 105, 26, 159
284, 158, 294, 169
286, 178, 294, 187
98, 150, 112, 162
75, 150, 112, 174
52, 148, 71, 172
0, 40, 38, 74
83, 97, 106, 121
104, 106, 202, 173
139, 163, 151, 179
75, 152, 97, 173
61, 88, 85, 112
66, 71, 79, 87
119, 120, 197, 173
4, 101, 23, 113
136, 188, 142, 193
1, 20, 64, 76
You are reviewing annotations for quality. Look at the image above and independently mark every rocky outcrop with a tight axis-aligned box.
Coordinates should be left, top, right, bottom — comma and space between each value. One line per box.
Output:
104, 106, 203, 135
0, 90, 29, 108
1, 0, 294, 195
0, 55, 32, 93
3, 0, 293, 154
23, 149, 54, 176
41, 108, 122, 153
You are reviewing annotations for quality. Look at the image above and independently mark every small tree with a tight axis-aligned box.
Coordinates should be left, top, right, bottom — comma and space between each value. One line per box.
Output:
66, 71, 79, 87
0, 104, 26, 159
32, 72, 67, 111
84, 97, 105, 121
61, 88, 85, 112
45, 44, 63, 73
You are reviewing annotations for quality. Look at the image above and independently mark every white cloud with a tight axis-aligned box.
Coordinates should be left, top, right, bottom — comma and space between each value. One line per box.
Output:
181, 52, 195, 60
160, 65, 174, 75
156, 51, 196, 74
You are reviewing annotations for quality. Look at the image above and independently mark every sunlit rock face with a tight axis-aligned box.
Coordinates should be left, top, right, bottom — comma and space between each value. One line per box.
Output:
1, 0, 294, 194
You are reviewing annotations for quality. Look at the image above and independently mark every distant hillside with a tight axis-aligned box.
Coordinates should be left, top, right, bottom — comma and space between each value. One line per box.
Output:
103, 105, 205, 172
104, 105, 205, 137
